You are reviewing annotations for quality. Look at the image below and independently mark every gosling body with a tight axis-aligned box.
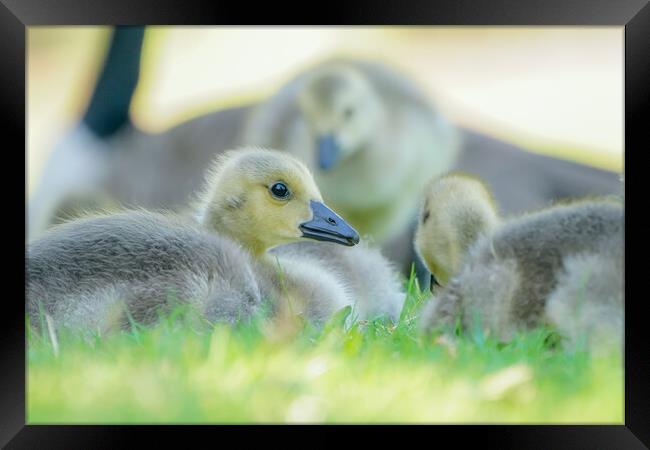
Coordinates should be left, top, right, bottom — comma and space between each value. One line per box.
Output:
545, 235, 623, 353
272, 241, 405, 322
27, 148, 366, 333
416, 174, 623, 350
27, 211, 262, 333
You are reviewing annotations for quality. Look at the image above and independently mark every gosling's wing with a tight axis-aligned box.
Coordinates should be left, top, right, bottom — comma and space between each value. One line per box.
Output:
545, 236, 624, 353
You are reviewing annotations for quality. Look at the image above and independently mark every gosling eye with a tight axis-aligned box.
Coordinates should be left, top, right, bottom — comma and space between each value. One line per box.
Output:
422, 209, 431, 224
269, 181, 291, 200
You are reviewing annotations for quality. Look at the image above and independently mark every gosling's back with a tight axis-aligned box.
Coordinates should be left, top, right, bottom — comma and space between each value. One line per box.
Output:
27, 211, 262, 332
487, 200, 622, 327
424, 200, 623, 342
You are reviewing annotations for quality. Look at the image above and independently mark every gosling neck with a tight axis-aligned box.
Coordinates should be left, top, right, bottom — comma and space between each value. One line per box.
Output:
250, 241, 273, 258
199, 207, 271, 258
220, 228, 271, 259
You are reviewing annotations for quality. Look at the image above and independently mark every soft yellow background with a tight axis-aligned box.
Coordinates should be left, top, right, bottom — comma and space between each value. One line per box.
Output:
27, 27, 624, 194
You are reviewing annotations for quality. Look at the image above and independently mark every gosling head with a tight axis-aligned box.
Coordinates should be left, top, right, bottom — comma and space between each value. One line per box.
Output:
298, 62, 385, 171
196, 148, 360, 255
414, 173, 501, 292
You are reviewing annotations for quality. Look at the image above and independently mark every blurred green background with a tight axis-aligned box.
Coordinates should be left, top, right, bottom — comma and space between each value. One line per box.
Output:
27, 27, 623, 195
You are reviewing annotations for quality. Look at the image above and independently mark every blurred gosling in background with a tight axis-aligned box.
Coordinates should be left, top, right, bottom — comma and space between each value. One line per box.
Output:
415, 173, 623, 352
242, 58, 459, 245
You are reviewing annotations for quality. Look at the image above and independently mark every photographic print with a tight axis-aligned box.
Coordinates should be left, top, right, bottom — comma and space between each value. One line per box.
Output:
24, 26, 626, 425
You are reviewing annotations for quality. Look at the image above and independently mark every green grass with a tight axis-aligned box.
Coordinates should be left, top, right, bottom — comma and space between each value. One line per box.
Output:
27, 271, 623, 424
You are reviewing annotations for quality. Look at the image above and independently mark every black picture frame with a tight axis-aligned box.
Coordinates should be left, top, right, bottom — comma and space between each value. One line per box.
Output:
2, 0, 648, 447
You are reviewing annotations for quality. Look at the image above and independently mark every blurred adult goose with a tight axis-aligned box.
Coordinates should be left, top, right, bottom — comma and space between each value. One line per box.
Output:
27, 149, 362, 333
415, 174, 623, 351
27, 26, 251, 240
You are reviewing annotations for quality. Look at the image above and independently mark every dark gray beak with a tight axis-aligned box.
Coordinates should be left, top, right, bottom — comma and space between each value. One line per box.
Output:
430, 273, 441, 293
317, 134, 341, 170
299, 200, 360, 246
